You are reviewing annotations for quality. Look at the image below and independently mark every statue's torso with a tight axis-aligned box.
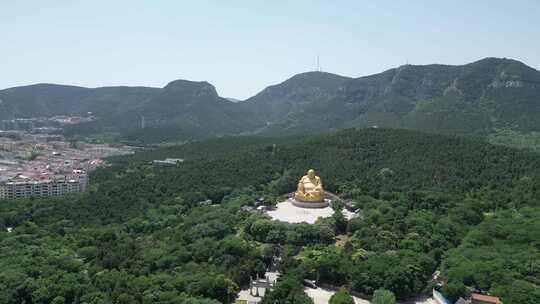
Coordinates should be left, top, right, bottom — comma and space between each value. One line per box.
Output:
300, 176, 321, 192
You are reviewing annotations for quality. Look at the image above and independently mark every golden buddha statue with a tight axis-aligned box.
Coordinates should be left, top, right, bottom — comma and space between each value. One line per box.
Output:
294, 169, 324, 202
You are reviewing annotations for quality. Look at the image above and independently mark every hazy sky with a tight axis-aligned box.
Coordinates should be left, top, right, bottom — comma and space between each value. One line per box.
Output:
2, 1, 540, 99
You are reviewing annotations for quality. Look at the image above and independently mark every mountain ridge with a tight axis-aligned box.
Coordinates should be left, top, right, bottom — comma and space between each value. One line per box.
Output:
3, 57, 540, 148
256, 57, 540, 138
0, 83, 161, 120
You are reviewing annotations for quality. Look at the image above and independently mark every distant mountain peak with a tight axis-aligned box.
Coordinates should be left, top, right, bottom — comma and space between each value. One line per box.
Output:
163, 79, 218, 97
288, 70, 349, 79
248, 71, 351, 101
278, 71, 351, 87
470, 56, 524, 65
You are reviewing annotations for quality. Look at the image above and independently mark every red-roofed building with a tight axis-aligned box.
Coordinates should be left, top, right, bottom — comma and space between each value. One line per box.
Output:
471, 293, 501, 304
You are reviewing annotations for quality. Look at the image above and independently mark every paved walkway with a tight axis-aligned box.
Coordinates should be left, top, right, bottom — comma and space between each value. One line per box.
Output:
305, 287, 370, 304
304, 287, 437, 304
266, 200, 335, 224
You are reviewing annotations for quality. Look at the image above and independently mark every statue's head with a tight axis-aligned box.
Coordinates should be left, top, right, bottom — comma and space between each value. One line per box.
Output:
307, 169, 316, 179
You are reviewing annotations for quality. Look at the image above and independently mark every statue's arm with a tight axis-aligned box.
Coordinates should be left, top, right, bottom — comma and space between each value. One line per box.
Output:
316, 177, 323, 191
297, 181, 304, 194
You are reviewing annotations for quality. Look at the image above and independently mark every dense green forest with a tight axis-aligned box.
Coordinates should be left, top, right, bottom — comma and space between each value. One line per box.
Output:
1, 128, 539, 304
441, 208, 540, 303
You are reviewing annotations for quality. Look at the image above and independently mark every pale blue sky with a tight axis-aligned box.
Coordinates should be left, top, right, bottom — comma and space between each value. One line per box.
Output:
2, 1, 539, 99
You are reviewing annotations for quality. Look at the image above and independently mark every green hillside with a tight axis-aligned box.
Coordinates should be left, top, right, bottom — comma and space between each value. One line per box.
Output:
4, 58, 540, 151
66, 80, 259, 144
119, 57, 540, 148
243, 71, 351, 124
1, 129, 539, 303
0, 84, 160, 120
441, 208, 540, 303
256, 58, 540, 151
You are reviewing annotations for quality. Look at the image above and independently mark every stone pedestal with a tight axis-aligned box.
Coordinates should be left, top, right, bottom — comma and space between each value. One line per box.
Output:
289, 198, 330, 209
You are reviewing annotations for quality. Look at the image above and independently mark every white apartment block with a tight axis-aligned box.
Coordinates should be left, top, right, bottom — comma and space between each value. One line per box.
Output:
0, 174, 88, 200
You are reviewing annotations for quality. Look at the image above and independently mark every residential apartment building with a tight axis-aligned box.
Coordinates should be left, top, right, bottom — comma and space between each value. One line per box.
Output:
0, 174, 88, 200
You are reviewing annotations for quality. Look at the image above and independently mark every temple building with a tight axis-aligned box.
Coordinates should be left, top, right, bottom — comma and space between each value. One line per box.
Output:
471, 293, 502, 304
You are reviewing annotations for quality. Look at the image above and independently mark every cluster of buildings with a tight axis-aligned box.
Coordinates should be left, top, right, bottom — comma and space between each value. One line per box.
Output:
0, 131, 133, 200
0, 115, 95, 133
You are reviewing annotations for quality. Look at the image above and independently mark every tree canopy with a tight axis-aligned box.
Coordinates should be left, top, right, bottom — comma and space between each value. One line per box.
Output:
1, 128, 539, 303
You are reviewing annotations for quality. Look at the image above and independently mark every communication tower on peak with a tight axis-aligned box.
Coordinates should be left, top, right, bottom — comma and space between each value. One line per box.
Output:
139, 114, 145, 129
